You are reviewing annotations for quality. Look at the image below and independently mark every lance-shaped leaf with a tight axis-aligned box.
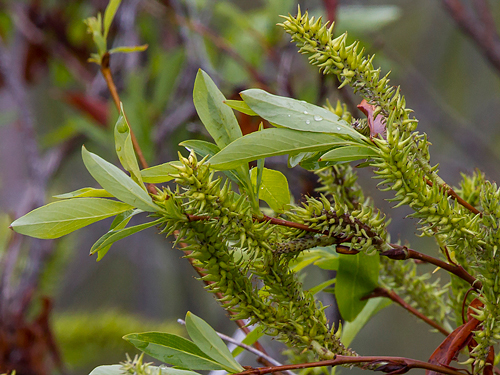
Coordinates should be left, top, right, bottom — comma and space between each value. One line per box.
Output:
53, 187, 113, 199
341, 297, 391, 346
141, 161, 182, 183
336, 252, 380, 322
114, 106, 145, 189
209, 128, 351, 170
89, 365, 200, 375
193, 70, 242, 148
10, 198, 133, 239
91, 208, 145, 260
231, 325, 265, 357
123, 332, 225, 371
240, 89, 366, 141
103, 0, 121, 39
89, 365, 123, 375
185, 312, 244, 373
250, 167, 290, 213
224, 100, 258, 116
91, 218, 163, 261
82, 146, 159, 212
319, 145, 380, 162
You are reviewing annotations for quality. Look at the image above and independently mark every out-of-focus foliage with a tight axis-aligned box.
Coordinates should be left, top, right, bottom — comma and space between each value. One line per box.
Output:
2, 1, 500, 375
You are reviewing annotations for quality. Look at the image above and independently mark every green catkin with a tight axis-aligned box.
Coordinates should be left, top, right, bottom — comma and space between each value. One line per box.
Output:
159, 152, 355, 359
280, 8, 500, 370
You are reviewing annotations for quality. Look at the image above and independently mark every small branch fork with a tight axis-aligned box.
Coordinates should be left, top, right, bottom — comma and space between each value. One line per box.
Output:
363, 287, 450, 335
235, 355, 466, 375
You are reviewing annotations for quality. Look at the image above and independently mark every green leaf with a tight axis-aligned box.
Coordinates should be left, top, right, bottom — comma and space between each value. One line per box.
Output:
314, 257, 339, 270
308, 278, 336, 295
209, 128, 350, 170
336, 252, 380, 322
53, 188, 113, 199
341, 297, 391, 346
319, 145, 380, 162
10, 198, 133, 239
180, 140, 220, 158
231, 325, 265, 357
185, 312, 244, 373
103, 0, 122, 39
89, 365, 123, 375
240, 89, 365, 141
123, 332, 225, 371
109, 45, 148, 54
193, 69, 242, 148
224, 100, 258, 116
250, 167, 290, 213
114, 106, 145, 189
141, 161, 182, 183
91, 218, 163, 261
88, 363, 201, 375
82, 146, 159, 212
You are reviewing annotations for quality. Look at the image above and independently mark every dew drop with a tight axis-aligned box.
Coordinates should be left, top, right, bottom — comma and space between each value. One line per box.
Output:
303, 111, 309, 115
337, 127, 341, 130
287, 114, 291, 117
314, 115, 323, 121
116, 123, 128, 133
306, 120, 311, 125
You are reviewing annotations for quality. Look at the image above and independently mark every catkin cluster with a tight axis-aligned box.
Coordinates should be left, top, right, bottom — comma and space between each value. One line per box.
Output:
280, 8, 500, 369
155, 152, 355, 359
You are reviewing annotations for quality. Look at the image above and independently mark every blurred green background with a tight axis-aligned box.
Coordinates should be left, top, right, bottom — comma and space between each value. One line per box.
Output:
1, 0, 500, 374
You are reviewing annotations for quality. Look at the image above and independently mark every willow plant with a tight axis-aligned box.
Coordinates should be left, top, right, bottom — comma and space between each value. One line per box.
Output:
9, 4, 500, 375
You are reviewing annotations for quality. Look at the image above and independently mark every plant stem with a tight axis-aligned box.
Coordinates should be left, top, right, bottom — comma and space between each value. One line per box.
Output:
364, 287, 450, 335
100, 52, 156, 194
235, 354, 466, 375
382, 245, 481, 290
424, 178, 481, 216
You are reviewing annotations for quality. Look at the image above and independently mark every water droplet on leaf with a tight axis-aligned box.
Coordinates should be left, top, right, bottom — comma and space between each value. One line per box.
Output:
314, 115, 323, 121
306, 120, 311, 125
337, 127, 341, 130
287, 114, 291, 117
117, 122, 128, 133
116, 146, 122, 152
303, 111, 308, 115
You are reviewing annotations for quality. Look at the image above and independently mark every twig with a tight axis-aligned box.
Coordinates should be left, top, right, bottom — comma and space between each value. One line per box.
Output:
99, 52, 157, 194
235, 354, 466, 375
424, 178, 481, 216
442, 0, 500, 74
364, 287, 450, 336
382, 245, 481, 290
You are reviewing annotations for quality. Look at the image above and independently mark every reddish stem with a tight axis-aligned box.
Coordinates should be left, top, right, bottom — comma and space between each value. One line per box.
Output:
364, 287, 450, 335
382, 245, 481, 290
236, 354, 466, 375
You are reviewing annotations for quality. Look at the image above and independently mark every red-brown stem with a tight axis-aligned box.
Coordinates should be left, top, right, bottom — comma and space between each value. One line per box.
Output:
185, 214, 480, 288
100, 53, 156, 194
236, 355, 466, 375
364, 287, 450, 336
383, 245, 481, 290
425, 175, 481, 216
